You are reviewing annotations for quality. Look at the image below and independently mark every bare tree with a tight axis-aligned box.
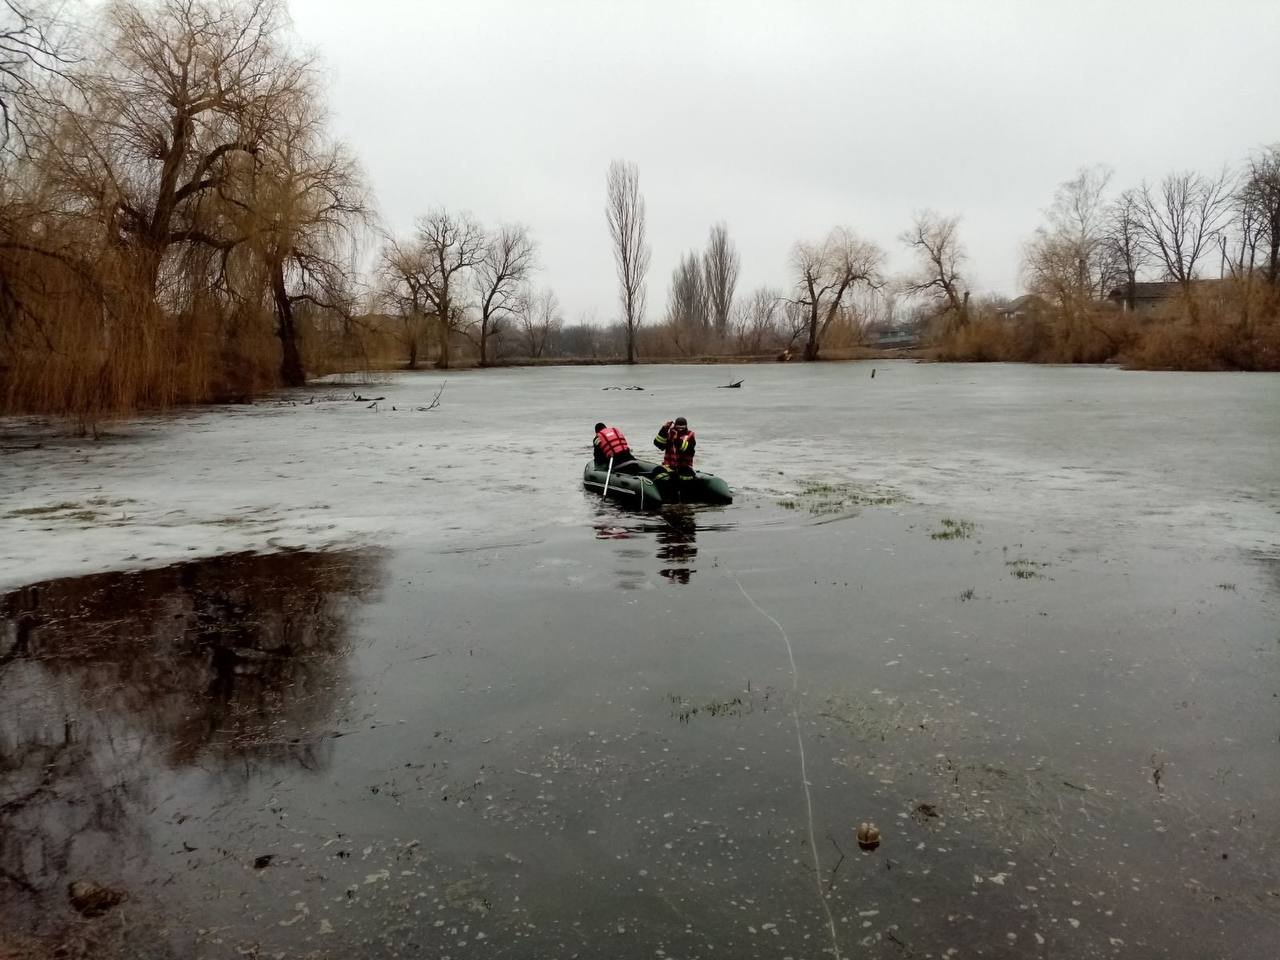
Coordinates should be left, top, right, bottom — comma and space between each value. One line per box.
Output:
473, 223, 535, 366
665, 250, 706, 354
516, 285, 560, 358
414, 208, 485, 369
1136, 170, 1234, 295
1103, 188, 1148, 311
378, 239, 431, 369
224, 97, 371, 386
1020, 166, 1127, 356
0, 0, 70, 154
1042, 164, 1115, 300
790, 227, 884, 360
1240, 145, 1280, 288
901, 210, 967, 327
702, 221, 739, 339
46, 0, 311, 301
730, 286, 782, 353
605, 159, 649, 364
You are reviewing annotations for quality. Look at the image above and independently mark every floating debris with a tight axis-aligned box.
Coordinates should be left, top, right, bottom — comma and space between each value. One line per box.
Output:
856, 822, 881, 850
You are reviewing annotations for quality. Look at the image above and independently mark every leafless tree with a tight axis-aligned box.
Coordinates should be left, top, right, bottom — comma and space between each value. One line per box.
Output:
730, 286, 782, 353
45, 0, 311, 301
516, 285, 560, 358
665, 250, 706, 354
1219, 186, 1262, 283
226, 99, 371, 386
0, 0, 71, 154
1043, 164, 1115, 300
781, 298, 810, 347
473, 222, 535, 366
1240, 145, 1280, 288
605, 159, 649, 364
378, 239, 431, 369
1136, 170, 1234, 294
1103, 189, 1148, 310
1021, 166, 1126, 355
702, 221, 739, 339
790, 227, 884, 360
901, 210, 968, 326
414, 208, 485, 369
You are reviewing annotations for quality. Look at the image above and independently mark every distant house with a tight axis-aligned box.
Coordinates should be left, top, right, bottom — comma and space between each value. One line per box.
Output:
1106, 279, 1226, 312
996, 294, 1049, 323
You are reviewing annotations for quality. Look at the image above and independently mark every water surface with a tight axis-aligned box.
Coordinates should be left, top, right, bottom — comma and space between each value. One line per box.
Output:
2, 363, 1278, 957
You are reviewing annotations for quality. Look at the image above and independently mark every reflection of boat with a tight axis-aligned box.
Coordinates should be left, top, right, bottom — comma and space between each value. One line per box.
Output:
582, 459, 733, 508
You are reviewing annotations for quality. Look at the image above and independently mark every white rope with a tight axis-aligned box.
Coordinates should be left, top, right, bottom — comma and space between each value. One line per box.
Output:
730, 569, 842, 960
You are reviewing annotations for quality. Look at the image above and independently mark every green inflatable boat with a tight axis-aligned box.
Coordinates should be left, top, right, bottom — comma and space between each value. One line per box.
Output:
582, 458, 733, 508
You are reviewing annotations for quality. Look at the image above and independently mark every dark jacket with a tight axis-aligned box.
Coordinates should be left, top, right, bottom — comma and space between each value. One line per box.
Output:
654, 422, 696, 472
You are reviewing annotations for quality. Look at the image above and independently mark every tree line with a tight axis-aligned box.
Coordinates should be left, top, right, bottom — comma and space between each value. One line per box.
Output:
2, 1, 1276, 429
610, 153, 1279, 371
932, 156, 1280, 369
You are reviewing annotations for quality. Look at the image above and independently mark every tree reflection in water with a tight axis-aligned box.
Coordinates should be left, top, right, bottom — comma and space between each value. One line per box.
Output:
0, 549, 379, 937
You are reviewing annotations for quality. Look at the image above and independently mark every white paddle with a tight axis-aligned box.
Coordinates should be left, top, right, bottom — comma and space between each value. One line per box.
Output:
602, 456, 614, 497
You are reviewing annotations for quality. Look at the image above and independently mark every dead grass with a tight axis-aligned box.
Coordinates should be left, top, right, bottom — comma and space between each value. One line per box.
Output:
933, 285, 1280, 370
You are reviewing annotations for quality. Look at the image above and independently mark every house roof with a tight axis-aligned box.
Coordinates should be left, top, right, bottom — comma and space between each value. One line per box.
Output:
1000, 294, 1048, 314
1107, 279, 1226, 300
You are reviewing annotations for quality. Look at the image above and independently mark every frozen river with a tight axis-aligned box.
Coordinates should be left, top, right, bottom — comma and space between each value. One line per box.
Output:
2, 362, 1279, 958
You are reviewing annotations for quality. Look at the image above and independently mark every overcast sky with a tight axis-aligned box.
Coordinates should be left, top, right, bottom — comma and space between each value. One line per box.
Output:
290, 0, 1279, 323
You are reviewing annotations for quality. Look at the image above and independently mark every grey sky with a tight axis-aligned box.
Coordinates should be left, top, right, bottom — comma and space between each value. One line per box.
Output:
291, 0, 1279, 323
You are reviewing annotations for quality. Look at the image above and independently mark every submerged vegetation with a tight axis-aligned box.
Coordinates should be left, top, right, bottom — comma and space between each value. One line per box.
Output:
777, 478, 900, 516
1007, 558, 1050, 580
930, 518, 976, 540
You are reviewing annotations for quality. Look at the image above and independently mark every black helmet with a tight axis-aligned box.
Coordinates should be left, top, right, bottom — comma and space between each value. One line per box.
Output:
674, 416, 687, 427
594, 422, 606, 432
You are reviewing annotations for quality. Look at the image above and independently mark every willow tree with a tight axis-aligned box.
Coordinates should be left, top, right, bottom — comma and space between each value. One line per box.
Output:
224, 97, 370, 387
1, 0, 69, 154
45, 0, 309, 302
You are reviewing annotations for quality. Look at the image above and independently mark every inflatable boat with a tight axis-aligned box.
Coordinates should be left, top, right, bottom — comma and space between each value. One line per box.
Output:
582, 458, 733, 508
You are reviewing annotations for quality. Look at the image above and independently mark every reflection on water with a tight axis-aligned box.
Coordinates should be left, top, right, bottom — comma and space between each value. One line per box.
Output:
656, 506, 698, 584
592, 504, 733, 586
0, 549, 378, 931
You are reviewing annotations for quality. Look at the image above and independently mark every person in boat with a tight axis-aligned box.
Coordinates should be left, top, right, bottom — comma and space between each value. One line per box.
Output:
594, 422, 639, 471
653, 416, 696, 481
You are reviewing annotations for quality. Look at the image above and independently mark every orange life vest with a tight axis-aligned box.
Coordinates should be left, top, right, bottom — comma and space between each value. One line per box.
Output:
596, 426, 630, 457
663, 428, 696, 470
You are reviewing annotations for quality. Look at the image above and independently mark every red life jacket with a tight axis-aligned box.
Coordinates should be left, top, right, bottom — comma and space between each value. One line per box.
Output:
663, 428, 696, 470
596, 426, 630, 457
